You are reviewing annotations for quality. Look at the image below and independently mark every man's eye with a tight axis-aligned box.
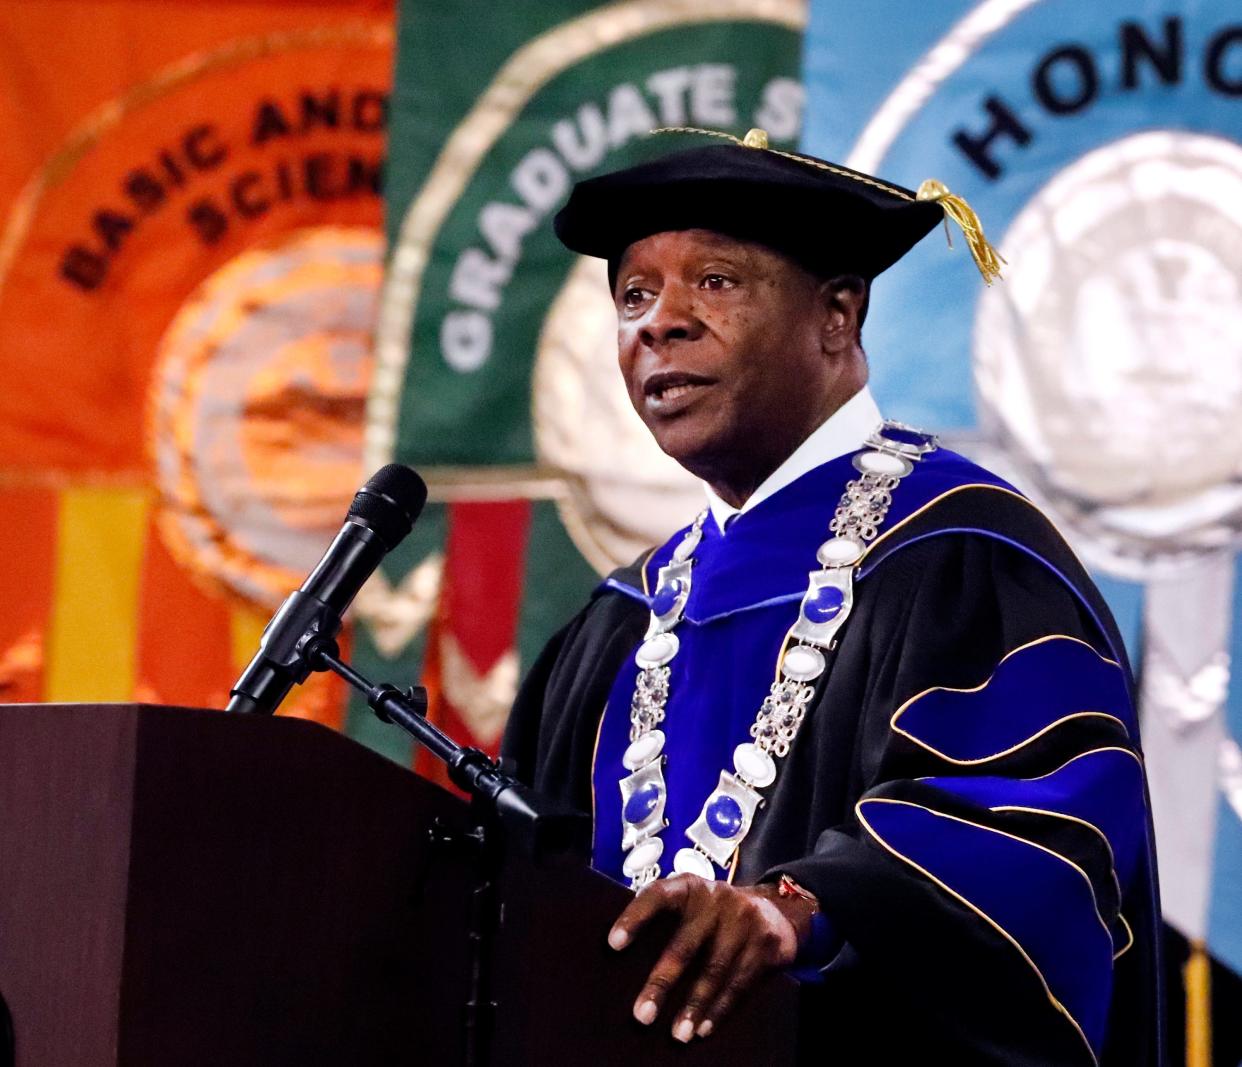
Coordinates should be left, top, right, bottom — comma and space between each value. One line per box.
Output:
622, 287, 648, 308
701, 274, 732, 290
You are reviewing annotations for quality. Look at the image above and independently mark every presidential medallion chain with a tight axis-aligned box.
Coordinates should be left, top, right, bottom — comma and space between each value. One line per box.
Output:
617, 422, 938, 890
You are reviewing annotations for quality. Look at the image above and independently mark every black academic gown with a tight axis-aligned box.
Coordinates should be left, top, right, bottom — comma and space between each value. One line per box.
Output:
503, 450, 1163, 1067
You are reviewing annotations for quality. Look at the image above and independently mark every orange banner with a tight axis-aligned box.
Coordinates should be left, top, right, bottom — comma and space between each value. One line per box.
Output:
0, 0, 393, 718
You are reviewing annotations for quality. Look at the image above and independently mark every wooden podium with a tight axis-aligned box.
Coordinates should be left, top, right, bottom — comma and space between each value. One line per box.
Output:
0, 704, 796, 1066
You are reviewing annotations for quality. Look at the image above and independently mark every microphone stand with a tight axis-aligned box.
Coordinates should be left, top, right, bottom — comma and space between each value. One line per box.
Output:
302, 637, 590, 1067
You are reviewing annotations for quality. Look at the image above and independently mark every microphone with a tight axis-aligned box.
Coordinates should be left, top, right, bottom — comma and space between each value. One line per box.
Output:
226, 464, 428, 715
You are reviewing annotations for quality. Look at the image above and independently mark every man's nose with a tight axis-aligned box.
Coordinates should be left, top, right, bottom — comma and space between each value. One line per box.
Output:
639, 287, 703, 348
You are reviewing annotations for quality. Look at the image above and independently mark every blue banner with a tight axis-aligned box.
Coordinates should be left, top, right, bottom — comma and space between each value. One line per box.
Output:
803, 0, 1242, 980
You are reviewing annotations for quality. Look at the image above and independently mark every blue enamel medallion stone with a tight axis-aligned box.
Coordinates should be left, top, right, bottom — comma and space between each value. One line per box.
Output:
705, 795, 744, 840
624, 783, 662, 825
880, 426, 934, 448
804, 584, 845, 624
651, 578, 685, 617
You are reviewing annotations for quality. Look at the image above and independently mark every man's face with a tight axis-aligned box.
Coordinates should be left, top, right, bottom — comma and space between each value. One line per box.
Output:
614, 229, 837, 487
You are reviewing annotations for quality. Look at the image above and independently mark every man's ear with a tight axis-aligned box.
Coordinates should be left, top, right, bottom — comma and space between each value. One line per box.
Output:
817, 275, 867, 354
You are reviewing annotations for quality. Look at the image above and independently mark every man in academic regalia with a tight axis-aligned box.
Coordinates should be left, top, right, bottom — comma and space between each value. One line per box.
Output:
502, 129, 1163, 1066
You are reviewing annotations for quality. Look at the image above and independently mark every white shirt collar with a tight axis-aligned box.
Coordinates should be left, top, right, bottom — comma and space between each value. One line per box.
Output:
704, 385, 883, 533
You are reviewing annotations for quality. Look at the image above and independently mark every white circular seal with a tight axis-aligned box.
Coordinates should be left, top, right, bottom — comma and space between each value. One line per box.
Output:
149, 226, 380, 608
974, 131, 1242, 579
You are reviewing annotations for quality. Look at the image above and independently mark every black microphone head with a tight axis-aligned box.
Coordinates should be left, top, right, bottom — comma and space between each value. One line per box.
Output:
349, 464, 427, 548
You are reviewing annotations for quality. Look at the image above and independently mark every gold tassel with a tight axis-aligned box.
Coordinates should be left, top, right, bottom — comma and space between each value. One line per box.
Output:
1185, 940, 1213, 1067
647, 132, 1006, 285
916, 179, 1005, 286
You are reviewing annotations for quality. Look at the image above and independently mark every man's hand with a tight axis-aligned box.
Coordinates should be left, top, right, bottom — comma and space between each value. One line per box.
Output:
607, 875, 817, 1043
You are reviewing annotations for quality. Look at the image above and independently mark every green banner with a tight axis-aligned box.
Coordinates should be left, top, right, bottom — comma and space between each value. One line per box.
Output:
373, 0, 804, 472
350, 0, 805, 762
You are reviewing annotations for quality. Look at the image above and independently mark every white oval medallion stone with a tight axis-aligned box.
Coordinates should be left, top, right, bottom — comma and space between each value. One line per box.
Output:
733, 742, 777, 788
622, 730, 666, 771
854, 450, 912, 478
635, 632, 679, 669
781, 644, 826, 682
672, 847, 717, 880
672, 529, 701, 562
622, 836, 664, 878
816, 537, 864, 568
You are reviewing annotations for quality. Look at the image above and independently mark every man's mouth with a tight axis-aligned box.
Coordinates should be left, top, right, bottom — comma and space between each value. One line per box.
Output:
643, 371, 716, 407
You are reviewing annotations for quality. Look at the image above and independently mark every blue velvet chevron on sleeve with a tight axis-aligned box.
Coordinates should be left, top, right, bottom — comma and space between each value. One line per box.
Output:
854, 636, 1147, 1060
